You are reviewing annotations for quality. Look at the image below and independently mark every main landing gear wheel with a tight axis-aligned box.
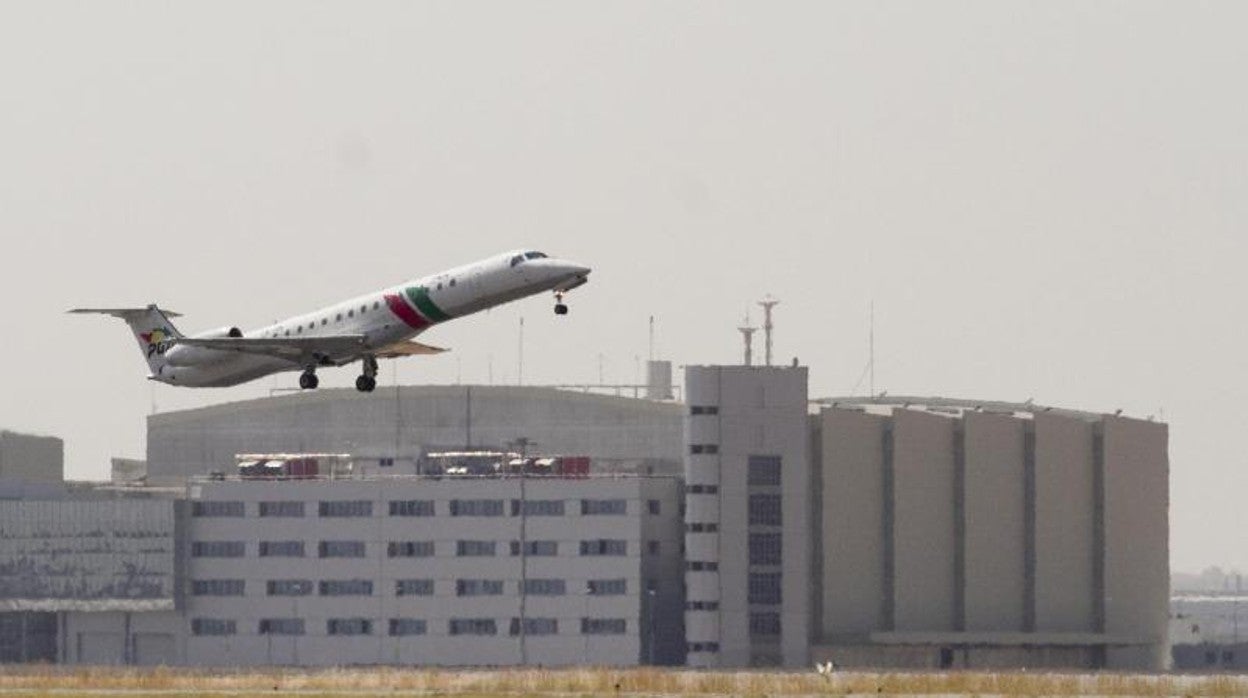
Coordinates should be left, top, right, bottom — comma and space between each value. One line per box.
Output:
299, 371, 319, 390
554, 291, 569, 315
356, 355, 378, 393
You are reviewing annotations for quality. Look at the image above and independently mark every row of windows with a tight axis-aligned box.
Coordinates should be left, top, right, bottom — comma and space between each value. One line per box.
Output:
685, 485, 718, 495
748, 494, 782, 526
192, 578, 630, 597
686, 561, 718, 572
748, 573, 782, 605
193, 617, 625, 637
195, 498, 648, 518
689, 444, 719, 455
749, 612, 781, 637
687, 642, 720, 653
686, 522, 718, 533
194, 539, 633, 558
267, 298, 396, 339
749, 532, 782, 566
747, 455, 782, 486
689, 405, 718, 415
685, 601, 719, 611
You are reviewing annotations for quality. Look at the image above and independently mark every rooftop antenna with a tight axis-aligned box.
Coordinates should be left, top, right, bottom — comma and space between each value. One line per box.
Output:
648, 315, 655, 362
737, 313, 757, 366
758, 295, 779, 366
517, 316, 524, 386
869, 300, 875, 398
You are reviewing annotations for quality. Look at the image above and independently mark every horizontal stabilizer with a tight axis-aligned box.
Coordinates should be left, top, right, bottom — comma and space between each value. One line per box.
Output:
68, 305, 182, 319
375, 340, 448, 358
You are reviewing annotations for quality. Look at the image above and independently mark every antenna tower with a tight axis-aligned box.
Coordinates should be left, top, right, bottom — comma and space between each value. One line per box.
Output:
737, 313, 757, 366
757, 295, 779, 366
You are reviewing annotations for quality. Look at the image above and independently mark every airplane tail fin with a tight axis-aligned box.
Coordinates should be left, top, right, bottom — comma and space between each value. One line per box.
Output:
68, 304, 185, 374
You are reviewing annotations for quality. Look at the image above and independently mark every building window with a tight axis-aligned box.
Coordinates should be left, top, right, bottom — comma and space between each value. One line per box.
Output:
685, 601, 720, 611
647, 499, 661, 515
258, 618, 305, 636
387, 541, 435, 558
580, 499, 626, 515
690, 444, 719, 454
748, 494, 783, 526
449, 619, 497, 636
318, 540, 366, 558
511, 499, 565, 516
587, 579, 627, 596
389, 500, 434, 517
647, 540, 661, 555
749, 533, 782, 566
747, 455, 782, 486
258, 540, 304, 557
687, 523, 719, 533
379, 457, 395, 468
191, 619, 236, 636
690, 405, 719, 415
258, 501, 305, 517
510, 618, 558, 636
456, 540, 496, 557
449, 499, 504, 516
318, 500, 373, 517
191, 541, 245, 558
749, 612, 781, 637
521, 579, 566, 596
266, 579, 312, 596
510, 540, 558, 556
685, 484, 719, 494
456, 579, 504, 596
748, 573, 782, 605
389, 619, 427, 636
687, 561, 719, 572
192, 579, 245, 596
581, 618, 626, 635
395, 579, 434, 596
327, 618, 372, 636
320, 579, 373, 596
579, 539, 627, 556
687, 642, 720, 653
192, 501, 245, 517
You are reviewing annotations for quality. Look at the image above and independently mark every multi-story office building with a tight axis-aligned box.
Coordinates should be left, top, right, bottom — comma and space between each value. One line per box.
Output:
182, 474, 684, 666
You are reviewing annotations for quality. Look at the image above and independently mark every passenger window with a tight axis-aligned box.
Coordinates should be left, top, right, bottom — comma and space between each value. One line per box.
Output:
336, 313, 342, 322
321, 319, 327, 326
373, 301, 380, 310
348, 310, 354, 318
296, 326, 302, 334
360, 305, 366, 313
437, 282, 443, 290
449, 279, 456, 287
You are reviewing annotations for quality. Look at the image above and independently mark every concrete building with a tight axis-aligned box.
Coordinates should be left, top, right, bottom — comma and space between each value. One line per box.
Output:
180, 474, 683, 667
812, 397, 1169, 671
0, 430, 63, 483
683, 365, 811, 668
147, 386, 684, 484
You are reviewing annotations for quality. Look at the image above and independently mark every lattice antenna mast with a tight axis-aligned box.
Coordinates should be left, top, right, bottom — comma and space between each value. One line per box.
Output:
757, 295, 779, 366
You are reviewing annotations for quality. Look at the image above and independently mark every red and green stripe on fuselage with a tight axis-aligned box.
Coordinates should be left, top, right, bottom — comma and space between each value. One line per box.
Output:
384, 285, 452, 330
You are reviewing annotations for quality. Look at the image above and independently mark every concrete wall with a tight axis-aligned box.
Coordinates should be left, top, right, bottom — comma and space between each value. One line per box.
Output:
0, 431, 63, 483
891, 409, 956, 632
1033, 412, 1096, 632
63, 611, 184, 665
1102, 416, 1169, 669
962, 411, 1025, 632
148, 386, 683, 483
820, 408, 887, 638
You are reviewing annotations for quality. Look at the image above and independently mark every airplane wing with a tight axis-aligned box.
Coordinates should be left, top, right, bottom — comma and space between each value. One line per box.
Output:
175, 335, 368, 362
374, 340, 448, 358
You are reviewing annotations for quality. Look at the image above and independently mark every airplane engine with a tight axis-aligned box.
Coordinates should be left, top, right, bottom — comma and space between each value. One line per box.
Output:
195, 326, 244, 339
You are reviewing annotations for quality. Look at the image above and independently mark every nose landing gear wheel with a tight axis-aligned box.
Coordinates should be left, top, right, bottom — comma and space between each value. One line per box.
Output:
554, 303, 568, 315
299, 371, 319, 390
356, 375, 377, 392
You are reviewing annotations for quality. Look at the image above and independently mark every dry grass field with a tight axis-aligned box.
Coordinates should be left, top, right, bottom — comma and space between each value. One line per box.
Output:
0, 666, 1243, 697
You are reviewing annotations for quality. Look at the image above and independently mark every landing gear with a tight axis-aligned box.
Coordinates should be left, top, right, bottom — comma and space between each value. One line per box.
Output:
299, 370, 319, 390
554, 291, 569, 316
356, 355, 378, 393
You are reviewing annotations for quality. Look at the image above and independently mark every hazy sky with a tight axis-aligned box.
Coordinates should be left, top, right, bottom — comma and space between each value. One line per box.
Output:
1, 2, 1244, 572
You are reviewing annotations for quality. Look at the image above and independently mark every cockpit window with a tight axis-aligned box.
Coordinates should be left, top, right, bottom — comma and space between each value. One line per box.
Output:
510, 255, 524, 267
524, 251, 547, 260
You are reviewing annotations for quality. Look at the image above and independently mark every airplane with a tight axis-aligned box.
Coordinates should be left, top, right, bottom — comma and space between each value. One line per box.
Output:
71, 249, 590, 392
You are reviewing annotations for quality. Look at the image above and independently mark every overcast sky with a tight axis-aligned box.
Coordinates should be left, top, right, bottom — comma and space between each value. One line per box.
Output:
1, 2, 1244, 572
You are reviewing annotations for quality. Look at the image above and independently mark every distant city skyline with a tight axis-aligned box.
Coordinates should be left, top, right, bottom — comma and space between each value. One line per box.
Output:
1, 1, 1244, 573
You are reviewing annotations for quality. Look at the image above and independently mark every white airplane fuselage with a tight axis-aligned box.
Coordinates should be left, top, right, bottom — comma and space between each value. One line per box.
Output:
90, 250, 589, 390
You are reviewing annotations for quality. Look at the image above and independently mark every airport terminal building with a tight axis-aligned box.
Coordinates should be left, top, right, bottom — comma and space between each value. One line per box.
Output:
0, 365, 1170, 670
